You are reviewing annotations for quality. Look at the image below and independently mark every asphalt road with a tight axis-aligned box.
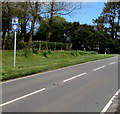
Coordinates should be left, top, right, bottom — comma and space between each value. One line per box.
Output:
1, 56, 119, 112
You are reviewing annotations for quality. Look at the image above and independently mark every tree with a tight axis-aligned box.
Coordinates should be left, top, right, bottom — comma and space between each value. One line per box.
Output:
19, 2, 28, 41
43, 1, 81, 41
34, 16, 67, 42
93, 2, 120, 39
2, 2, 30, 39
73, 24, 97, 50
28, 2, 43, 42
2, 2, 12, 39
2, 2, 23, 49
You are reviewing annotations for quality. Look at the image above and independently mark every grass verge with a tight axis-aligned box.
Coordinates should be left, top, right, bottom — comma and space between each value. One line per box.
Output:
2, 50, 116, 81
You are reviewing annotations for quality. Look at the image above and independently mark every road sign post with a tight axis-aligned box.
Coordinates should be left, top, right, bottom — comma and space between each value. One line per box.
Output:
14, 31, 17, 68
12, 17, 18, 68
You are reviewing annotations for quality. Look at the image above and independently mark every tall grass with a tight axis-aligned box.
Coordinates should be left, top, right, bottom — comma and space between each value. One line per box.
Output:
1, 50, 115, 81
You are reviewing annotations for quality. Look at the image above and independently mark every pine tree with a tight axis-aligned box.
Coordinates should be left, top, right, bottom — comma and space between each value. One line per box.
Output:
93, 2, 120, 39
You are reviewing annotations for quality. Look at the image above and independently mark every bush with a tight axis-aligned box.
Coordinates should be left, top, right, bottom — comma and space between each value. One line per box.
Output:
3, 34, 14, 50
79, 51, 84, 55
26, 42, 33, 50
42, 51, 48, 58
70, 51, 78, 56
3, 38, 71, 51
17, 41, 26, 50
21, 50, 30, 57
47, 42, 55, 50
34, 42, 41, 50
41, 42, 47, 50
32, 48, 38, 54
90, 51, 98, 54
48, 50, 52, 54
79, 51, 90, 55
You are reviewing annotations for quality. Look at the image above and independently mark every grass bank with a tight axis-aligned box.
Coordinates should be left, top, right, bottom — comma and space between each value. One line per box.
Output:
2, 50, 116, 81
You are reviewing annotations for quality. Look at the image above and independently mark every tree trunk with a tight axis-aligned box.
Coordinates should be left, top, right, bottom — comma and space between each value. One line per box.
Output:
29, 2, 38, 42
21, 16, 27, 41
48, 1, 54, 41
29, 18, 35, 42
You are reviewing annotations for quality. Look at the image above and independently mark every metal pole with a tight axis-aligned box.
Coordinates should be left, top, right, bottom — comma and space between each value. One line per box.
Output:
14, 31, 17, 68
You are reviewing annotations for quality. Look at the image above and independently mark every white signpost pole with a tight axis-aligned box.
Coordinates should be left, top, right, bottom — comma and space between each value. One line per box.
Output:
14, 31, 17, 68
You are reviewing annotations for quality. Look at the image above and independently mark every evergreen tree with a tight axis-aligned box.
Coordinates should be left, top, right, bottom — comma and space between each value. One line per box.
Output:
93, 2, 120, 39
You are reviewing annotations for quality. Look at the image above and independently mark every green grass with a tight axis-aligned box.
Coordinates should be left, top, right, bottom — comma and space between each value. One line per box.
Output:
1, 50, 116, 81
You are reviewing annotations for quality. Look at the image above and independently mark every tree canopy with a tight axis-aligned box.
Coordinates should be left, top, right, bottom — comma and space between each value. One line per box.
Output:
2, 2, 120, 54
93, 2, 120, 39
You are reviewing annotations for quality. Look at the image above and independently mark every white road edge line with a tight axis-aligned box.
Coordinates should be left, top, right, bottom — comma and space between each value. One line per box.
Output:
63, 72, 87, 83
0, 88, 46, 107
101, 89, 120, 113
93, 65, 106, 71
108, 61, 116, 65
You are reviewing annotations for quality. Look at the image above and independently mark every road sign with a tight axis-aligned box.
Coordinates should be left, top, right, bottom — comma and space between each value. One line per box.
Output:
12, 24, 18, 31
12, 17, 19, 67
12, 17, 18, 24
12, 17, 18, 32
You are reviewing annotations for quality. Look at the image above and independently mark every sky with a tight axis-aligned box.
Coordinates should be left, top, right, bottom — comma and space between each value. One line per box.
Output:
63, 2, 105, 25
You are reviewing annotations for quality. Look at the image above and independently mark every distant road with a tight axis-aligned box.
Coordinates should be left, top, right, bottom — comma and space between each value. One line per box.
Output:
1, 56, 119, 112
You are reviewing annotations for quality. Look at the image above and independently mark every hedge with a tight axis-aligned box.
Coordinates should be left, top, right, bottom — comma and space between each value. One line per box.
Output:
3, 40, 72, 50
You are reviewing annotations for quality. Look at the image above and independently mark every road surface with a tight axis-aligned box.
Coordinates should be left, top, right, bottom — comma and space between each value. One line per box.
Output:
1, 56, 119, 112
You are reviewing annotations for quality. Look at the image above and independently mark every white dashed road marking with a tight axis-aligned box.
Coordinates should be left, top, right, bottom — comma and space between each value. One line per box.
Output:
93, 66, 106, 71
0, 88, 46, 107
63, 72, 87, 83
109, 62, 116, 65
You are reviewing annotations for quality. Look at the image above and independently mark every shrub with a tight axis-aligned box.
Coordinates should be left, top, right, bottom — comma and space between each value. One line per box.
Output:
48, 50, 52, 54
70, 51, 78, 56
34, 42, 41, 50
90, 51, 98, 54
79, 51, 90, 55
56, 42, 63, 50
47, 42, 55, 50
21, 50, 30, 57
41, 42, 47, 50
42, 51, 48, 58
26, 42, 33, 50
3, 38, 71, 51
79, 51, 84, 55
17, 41, 26, 50
3, 34, 14, 50
32, 48, 38, 54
